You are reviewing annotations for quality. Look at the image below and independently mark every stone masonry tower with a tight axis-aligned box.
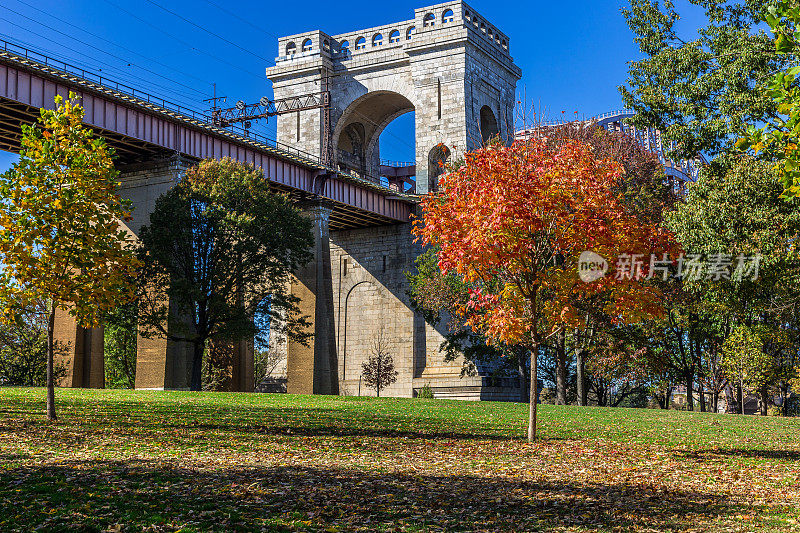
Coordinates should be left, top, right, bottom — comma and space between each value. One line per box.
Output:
266, 3, 524, 400
266, 1, 521, 194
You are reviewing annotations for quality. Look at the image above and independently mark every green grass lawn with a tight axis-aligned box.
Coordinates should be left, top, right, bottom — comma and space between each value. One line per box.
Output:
1, 389, 800, 532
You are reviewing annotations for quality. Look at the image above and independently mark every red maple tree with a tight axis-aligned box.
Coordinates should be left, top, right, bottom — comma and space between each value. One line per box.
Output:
414, 137, 676, 440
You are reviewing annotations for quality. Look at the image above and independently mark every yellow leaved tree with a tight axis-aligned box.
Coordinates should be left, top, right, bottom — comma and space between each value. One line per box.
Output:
0, 93, 138, 420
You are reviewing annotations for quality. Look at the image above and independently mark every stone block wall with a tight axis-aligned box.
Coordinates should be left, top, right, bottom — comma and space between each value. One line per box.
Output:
266, 1, 521, 193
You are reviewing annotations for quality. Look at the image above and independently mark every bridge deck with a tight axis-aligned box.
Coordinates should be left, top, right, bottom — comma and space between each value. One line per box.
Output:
0, 41, 416, 230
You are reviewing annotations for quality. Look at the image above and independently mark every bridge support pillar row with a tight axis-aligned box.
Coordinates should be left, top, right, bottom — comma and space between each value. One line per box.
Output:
287, 200, 339, 395
53, 307, 105, 388
134, 293, 194, 390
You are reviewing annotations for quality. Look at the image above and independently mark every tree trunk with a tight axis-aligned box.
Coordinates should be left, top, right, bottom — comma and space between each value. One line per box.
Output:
665, 386, 673, 409
759, 386, 769, 416
781, 384, 789, 417
596, 380, 608, 407
712, 390, 719, 414
698, 383, 706, 412
555, 328, 567, 405
528, 343, 538, 441
517, 348, 528, 403
739, 382, 745, 415
576, 349, 587, 406
723, 383, 735, 413
46, 302, 57, 421
685, 373, 694, 412
190, 341, 204, 391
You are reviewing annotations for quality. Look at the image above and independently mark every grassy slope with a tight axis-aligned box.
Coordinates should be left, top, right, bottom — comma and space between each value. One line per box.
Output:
1, 388, 799, 532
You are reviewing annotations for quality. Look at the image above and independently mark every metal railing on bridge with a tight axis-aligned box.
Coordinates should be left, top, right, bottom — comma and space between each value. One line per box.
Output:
380, 159, 415, 168
0, 39, 319, 166
0, 38, 420, 198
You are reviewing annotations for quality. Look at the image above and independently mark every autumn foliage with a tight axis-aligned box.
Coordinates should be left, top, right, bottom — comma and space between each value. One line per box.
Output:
0, 94, 138, 419
414, 137, 676, 439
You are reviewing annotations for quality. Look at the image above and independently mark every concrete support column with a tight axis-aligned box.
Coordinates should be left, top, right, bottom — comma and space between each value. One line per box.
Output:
231, 338, 255, 392
133, 294, 193, 390
53, 307, 105, 388
287, 200, 339, 395
207, 336, 254, 392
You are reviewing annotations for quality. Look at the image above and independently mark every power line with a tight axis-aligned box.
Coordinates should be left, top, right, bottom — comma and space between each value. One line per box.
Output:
10, 0, 214, 96
0, 27, 202, 108
352, 109, 416, 152
0, 5, 213, 100
203, 0, 280, 41
143, 0, 272, 63
0, 22, 201, 108
0, 28, 195, 107
99, 0, 267, 82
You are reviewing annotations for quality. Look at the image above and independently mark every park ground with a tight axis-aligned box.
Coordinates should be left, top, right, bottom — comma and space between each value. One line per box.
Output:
1, 390, 800, 532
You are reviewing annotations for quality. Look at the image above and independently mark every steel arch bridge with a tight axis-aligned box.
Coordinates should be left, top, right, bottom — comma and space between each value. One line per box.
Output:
591, 110, 704, 184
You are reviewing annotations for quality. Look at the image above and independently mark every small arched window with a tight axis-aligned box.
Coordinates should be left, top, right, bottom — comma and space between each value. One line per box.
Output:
286, 42, 296, 56
442, 9, 454, 23
323, 39, 330, 52
340, 40, 350, 53
389, 30, 400, 43
423, 13, 435, 27
481, 23, 487, 33
355, 36, 366, 50
488, 28, 493, 39
502, 40, 508, 51
406, 26, 416, 40
473, 17, 480, 28
372, 33, 383, 47
301, 38, 313, 52
464, 10, 471, 22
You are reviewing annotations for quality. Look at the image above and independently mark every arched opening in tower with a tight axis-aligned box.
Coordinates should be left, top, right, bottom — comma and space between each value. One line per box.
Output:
333, 91, 416, 193
427, 143, 451, 193
480, 105, 500, 145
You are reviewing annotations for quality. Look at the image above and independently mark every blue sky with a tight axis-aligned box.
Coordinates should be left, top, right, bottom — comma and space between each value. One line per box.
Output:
0, 0, 706, 172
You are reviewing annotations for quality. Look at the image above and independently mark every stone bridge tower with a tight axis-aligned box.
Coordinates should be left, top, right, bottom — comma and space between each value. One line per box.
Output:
266, 3, 525, 400
266, 1, 521, 193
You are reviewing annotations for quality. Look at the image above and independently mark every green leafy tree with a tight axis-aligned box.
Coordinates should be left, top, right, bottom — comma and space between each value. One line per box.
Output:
721, 325, 773, 414
622, 0, 783, 160
665, 155, 800, 412
744, 1, 800, 196
0, 298, 48, 386
0, 94, 138, 419
103, 302, 137, 389
137, 157, 313, 391
668, 155, 800, 317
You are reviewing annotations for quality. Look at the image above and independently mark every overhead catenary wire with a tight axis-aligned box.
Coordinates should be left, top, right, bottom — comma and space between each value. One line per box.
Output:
202, 0, 281, 41
0, 5, 213, 101
143, 0, 273, 63
0, 22, 202, 109
9, 0, 215, 97
99, 0, 268, 83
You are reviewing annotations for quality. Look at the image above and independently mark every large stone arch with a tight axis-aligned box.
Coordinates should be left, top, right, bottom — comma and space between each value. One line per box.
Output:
331, 90, 415, 178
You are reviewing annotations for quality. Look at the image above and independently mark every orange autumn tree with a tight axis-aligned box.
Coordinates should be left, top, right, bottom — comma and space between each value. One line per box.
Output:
414, 138, 675, 440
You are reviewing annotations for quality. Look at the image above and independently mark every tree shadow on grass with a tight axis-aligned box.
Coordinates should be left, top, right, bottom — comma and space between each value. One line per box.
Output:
171, 421, 525, 442
0, 459, 740, 532
677, 448, 800, 461
4, 402, 532, 442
